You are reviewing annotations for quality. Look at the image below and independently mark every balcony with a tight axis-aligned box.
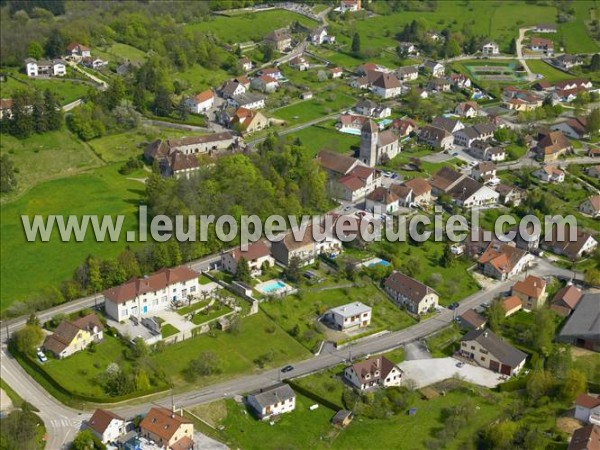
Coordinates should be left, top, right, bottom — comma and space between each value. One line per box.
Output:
590, 413, 600, 426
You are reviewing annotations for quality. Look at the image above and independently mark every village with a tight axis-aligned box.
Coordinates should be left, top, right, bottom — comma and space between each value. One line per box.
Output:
1, 1, 600, 450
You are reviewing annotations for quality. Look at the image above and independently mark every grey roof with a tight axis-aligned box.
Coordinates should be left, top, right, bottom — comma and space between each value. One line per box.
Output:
248, 383, 295, 409
559, 293, 600, 341
462, 328, 527, 368
384, 272, 437, 304
232, 92, 265, 106
329, 302, 371, 318
432, 117, 463, 133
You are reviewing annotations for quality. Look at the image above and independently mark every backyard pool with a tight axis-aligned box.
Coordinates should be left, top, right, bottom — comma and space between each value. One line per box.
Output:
362, 257, 392, 268
255, 279, 293, 295
378, 118, 393, 127
339, 128, 362, 136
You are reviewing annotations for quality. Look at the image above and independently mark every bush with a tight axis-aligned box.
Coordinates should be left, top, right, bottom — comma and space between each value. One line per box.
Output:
118, 157, 144, 175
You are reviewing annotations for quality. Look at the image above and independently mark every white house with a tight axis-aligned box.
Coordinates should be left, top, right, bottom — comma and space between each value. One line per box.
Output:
251, 75, 279, 93
384, 272, 439, 315
247, 384, 296, 420
25, 58, 66, 77
230, 93, 266, 110
103, 266, 200, 321
459, 329, 527, 376
325, 302, 372, 331
422, 60, 445, 78
86, 409, 127, 444
482, 40, 500, 55
344, 356, 403, 391
370, 73, 402, 99
186, 90, 214, 114
575, 394, 600, 425
309, 26, 334, 45
533, 166, 565, 183
221, 241, 274, 276
453, 123, 496, 148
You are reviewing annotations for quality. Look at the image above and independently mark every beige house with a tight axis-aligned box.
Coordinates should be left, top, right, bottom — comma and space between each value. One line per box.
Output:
140, 407, 194, 450
221, 241, 274, 276
265, 28, 292, 52
511, 275, 547, 311
270, 224, 342, 267
404, 178, 432, 205
43, 314, 104, 359
502, 296, 523, 318
459, 329, 527, 376
231, 107, 269, 134
384, 272, 438, 315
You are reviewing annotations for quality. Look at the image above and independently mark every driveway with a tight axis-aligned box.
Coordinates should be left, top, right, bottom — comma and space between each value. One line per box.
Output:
404, 341, 432, 360
194, 431, 229, 450
398, 357, 504, 388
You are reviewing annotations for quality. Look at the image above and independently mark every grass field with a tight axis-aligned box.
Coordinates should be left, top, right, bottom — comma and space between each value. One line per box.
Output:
185, 10, 317, 43
101, 43, 147, 63
526, 60, 578, 83
161, 323, 180, 338
0, 71, 91, 105
0, 130, 103, 197
174, 60, 232, 94
0, 164, 143, 308
560, 0, 600, 53
272, 93, 355, 125
284, 121, 359, 157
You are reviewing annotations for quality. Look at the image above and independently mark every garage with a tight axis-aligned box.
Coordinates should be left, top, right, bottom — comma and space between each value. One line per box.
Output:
489, 360, 500, 372
500, 364, 512, 376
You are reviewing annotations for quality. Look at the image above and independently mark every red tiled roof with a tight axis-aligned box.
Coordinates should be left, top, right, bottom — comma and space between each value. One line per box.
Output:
512, 275, 546, 299
87, 409, 124, 435
140, 407, 192, 442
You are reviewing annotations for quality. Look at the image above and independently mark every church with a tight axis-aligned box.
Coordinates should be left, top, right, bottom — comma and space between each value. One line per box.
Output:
359, 120, 400, 167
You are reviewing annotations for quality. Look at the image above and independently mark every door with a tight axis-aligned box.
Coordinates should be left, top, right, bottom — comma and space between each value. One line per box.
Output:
143, 306, 148, 314
500, 364, 512, 376
489, 360, 500, 372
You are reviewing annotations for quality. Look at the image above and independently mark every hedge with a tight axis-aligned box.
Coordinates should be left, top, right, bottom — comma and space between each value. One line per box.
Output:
287, 380, 343, 411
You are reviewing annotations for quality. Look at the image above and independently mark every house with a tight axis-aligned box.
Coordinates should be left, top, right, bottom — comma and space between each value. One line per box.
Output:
231, 107, 269, 134
371, 73, 402, 98
359, 120, 400, 166
535, 23, 557, 33
325, 302, 372, 331
533, 166, 565, 183
271, 224, 341, 267
395, 65, 419, 81
472, 162, 498, 183
575, 395, 600, 425
247, 383, 296, 420
391, 118, 417, 137
356, 62, 388, 76
331, 410, 353, 428
66, 42, 91, 59
330, 67, 343, 79
448, 73, 472, 89
536, 130, 573, 162
551, 117, 590, 139
365, 186, 401, 214
453, 123, 496, 147
239, 56, 253, 72
300, 91, 313, 100
502, 296, 523, 318
482, 40, 500, 55
567, 424, 600, 450
544, 226, 598, 260
478, 241, 532, 280
144, 132, 237, 161
355, 99, 391, 119
289, 55, 309, 71
458, 309, 487, 330
337, 114, 369, 133
336, 0, 362, 12
309, 26, 334, 45
427, 78, 451, 92
219, 80, 246, 99
555, 79, 593, 91
25, 58, 66, 77
384, 272, 439, 315
404, 178, 432, 205
419, 125, 454, 150
469, 140, 506, 162
344, 356, 403, 391
512, 275, 547, 311
103, 266, 200, 321
431, 117, 464, 134
251, 75, 279, 93
160, 151, 199, 179
455, 101, 481, 118
580, 195, 600, 218
505, 96, 543, 112
422, 60, 445, 78
43, 313, 104, 359
140, 407, 194, 450
459, 329, 527, 375
429, 167, 499, 208
185, 90, 214, 114
554, 54, 584, 70
397, 42, 419, 56
221, 241, 274, 276
265, 28, 291, 52
533, 80, 552, 91
531, 37, 554, 55
495, 183, 525, 206
229, 92, 266, 110
317, 150, 380, 201
558, 294, 600, 352
551, 284, 583, 317
86, 409, 126, 444
0, 98, 13, 120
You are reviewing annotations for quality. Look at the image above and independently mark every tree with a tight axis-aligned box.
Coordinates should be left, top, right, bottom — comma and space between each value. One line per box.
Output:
44, 29, 65, 58
590, 53, 600, 71
284, 256, 302, 283
9, 91, 33, 138
13, 324, 44, 356
587, 108, 600, 136
106, 77, 125, 111
0, 403, 43, 450
585, 267, 600, 287
508, 38, 517, 55
487, 299, 506, 332
176, 97, 190, 121
261, 42, 275, 62
152, 86, 173, 117
135, 368, 151, 391
526, 369, 553, 402
440, 243, 454, 268
351, 32, 361, 54
484, 420, 518, 449
235, 257, 252, 283
26, 313, 39, 326
562, 369, 587, 401
44, 90, 63, 130
530, 309, 556, 356
28, 41, 44, 59
31, 91, 46, 134
186, 351, 221, 379
71, 429, 105, 450
0, 154, 18, 193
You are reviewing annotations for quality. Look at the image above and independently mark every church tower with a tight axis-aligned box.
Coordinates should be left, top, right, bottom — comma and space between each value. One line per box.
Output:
359, 119, 379, 167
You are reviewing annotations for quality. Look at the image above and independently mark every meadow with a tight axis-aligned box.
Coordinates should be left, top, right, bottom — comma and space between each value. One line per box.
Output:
526, 60, 579, 83
284, 121, 360, 157
272, 92, 356, 125
0, 71, 92, 105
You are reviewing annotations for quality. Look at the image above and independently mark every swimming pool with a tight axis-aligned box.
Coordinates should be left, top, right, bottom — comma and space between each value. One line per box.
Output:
378, 119, 393, 127
256, 279, 291, 295
369, 259, 391, 267
339, 128, 362, 136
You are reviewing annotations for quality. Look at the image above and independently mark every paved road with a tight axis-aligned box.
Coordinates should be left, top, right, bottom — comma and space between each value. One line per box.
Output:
515, 26, 536, 81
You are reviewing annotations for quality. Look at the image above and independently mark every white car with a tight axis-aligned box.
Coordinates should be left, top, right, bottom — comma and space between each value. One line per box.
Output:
37, 351, 48, 363
469, 161, 478, 167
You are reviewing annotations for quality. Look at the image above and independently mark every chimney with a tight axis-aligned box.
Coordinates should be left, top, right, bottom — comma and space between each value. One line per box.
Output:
483, 331, 488, 338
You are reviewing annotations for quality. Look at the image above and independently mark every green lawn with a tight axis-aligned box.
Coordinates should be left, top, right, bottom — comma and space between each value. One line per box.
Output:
174, 61, 232, 94
527, 60, 577, 83
284, 121, 359, 157
161, 323, 180, 338
560, 0, 600, 53
152, 312, 310, 388
261, 282, 417, 351
185, 10, 317, 43
0, 70, 91, 105
272, 93, 356, 125
191, 303, 232, 326
101, 43, 147, 63
0, 164, 143, 309
177, 299, 210, 316
0, 130, 103, 197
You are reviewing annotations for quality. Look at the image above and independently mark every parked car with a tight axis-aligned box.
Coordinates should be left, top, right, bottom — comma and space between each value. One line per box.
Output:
456, 362, 465, 368
37, 351, 48, 363
281, 365, 294, 373
448, 302, 460, 310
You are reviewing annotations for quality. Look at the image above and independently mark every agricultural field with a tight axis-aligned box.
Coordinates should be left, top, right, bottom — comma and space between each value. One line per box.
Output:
0, 164, 143, 308
185, 9, 317, 44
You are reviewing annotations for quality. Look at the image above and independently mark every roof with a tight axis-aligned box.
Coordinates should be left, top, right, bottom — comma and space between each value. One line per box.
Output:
568, 425, 600, 450
257, 74, 278, 84
168, 151, 199, 172
104, 266, 199, 304
531, 37, 554, 47
329, 302, 371, 318
87, 409, 124, 435
479, 242, 527, 276
423, 60, 443, 69
378, 129, 398, 147
338, 174, 366, 191
576, 394, 600, 409
226, 241, 270, 264
384, 272, 436, 304
553, 285, 583, 310
232, 92, 265, 106
144, 132, 235, 160
459, 309, 487, 329
140, 407, 191, 442
389, 183, 412, 199
545, 225, 597, 259
420, 125, 452, 144
404, 178, 431, 196
583, 195, 600, 212
559, 293, 600, 342
537, 23, 557, 30
537, 130, 571, 155
331, 410, 353, 425
349, 355, 399, 385
265, 28, 290, 42
502, 296, 523, 313
44, 313, 104, 354
192, 90, 213, 104
248, 383, 295, 409
361, 119, 379, 134
366, 186, 400, 204
316, 150, 358, 175
461, 329, 527, 368
432, 117, 462, 133
372, 73, 401, 89
429, 166, 464, 192
0, 98, 13, 109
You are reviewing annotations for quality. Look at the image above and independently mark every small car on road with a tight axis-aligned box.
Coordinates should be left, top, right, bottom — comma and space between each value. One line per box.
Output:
281, 365, 294, 373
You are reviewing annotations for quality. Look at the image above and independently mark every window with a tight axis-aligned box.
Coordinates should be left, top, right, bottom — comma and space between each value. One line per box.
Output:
471, 345, 476, 350
480, 356, 485, 361
190, 286, 196, 293
480, 349, 488, 355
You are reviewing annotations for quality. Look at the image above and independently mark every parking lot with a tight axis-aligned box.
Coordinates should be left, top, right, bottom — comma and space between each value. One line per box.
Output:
398, 357, 505, 388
